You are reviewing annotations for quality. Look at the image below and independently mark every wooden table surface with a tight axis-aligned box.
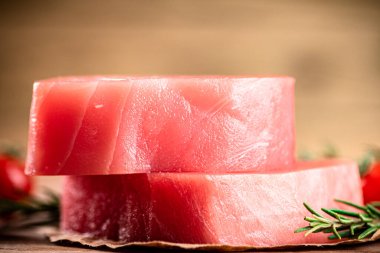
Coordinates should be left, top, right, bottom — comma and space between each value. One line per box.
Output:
1, 231, 380, 253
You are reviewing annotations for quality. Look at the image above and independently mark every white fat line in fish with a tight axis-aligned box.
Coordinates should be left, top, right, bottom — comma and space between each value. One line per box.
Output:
226, 142, 270, 165
106, 83, 134, 173
57, 83, 98, 174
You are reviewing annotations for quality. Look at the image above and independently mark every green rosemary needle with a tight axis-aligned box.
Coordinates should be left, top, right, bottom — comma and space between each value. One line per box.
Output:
295, 199, 380, 240
0, 190, 59, 232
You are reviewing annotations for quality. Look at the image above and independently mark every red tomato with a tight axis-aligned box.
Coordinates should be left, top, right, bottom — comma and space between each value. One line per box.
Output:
362, 162, 380, 204
0, 155, 32, 200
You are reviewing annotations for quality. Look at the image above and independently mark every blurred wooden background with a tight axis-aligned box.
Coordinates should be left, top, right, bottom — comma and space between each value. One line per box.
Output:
0, 0, 379, 167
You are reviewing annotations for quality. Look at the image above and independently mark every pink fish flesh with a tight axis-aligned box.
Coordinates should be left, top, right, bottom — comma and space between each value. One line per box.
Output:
61, 160, 363, 246
26, 76, 295, 175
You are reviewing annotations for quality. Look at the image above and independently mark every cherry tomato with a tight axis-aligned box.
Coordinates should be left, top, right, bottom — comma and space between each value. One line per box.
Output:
0, 155, 32, 200
362, 162, 380, 204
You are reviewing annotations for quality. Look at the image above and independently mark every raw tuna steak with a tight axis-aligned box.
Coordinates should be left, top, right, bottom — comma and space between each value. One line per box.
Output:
26, 76, 295, 175
61, 160, 362, 246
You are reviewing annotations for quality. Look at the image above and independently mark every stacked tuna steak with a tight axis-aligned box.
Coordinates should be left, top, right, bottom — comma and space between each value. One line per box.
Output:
26, 76, 362, 247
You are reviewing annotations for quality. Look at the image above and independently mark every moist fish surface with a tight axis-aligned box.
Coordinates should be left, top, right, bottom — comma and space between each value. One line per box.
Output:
61, 160, 363, 246
26, 76, 295, 175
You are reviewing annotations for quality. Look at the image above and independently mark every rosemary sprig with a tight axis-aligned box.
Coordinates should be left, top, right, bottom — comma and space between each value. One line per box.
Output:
358, 151, 375, 176
0, 190, 59, 232
295, 199, 380, 240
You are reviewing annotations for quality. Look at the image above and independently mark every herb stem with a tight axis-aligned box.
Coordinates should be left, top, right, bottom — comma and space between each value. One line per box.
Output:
295, 200, 380, 240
